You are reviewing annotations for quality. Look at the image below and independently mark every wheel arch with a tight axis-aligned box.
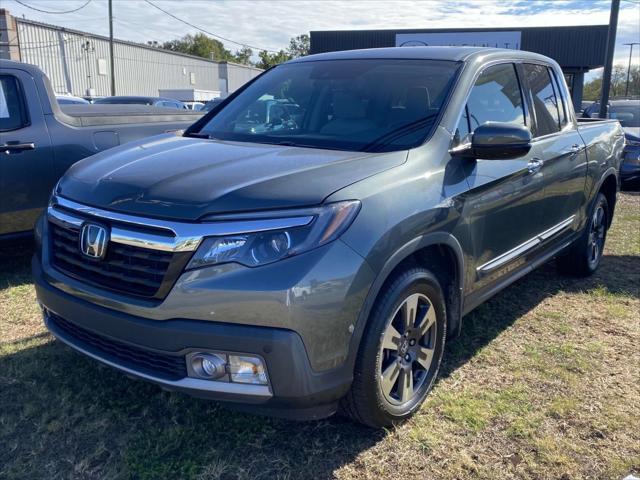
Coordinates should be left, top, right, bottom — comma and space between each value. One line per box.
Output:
598, 172, 618, 228
345, 232, 465, 372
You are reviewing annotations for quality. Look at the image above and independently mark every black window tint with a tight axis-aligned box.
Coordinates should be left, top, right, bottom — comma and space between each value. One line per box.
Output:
466, 63, 525, 130
525, 64, 561, 136
0, 75, 27, 131
550, 68, 568, 126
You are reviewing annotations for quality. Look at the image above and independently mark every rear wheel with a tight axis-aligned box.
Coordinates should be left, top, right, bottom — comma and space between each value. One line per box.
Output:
341, 267, 446, 428
557, 192, 609, 277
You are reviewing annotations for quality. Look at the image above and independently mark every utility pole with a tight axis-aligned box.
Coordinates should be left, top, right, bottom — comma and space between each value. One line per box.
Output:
623, 42, 639, 98
599, 0, 620, 118
109, 0, 115, 96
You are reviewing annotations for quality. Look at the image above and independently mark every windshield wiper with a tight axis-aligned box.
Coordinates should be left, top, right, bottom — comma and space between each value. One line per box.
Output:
363, 114, 438, 152
274, 140, 318, 149
183, 131, 212, 139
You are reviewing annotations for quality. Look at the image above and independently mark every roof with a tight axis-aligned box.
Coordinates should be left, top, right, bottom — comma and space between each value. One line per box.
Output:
289, 46, 553, 64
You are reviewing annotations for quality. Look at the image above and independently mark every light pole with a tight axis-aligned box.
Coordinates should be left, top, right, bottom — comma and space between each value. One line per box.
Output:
599, 0, 620, 118
623, 42, 639, 98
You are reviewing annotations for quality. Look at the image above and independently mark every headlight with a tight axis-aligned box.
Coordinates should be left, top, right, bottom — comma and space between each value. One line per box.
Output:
186, 200, 360, 270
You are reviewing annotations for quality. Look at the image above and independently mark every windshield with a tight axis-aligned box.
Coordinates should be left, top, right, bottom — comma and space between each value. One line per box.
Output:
610, 104, 640, 128
196, 59, 461, 152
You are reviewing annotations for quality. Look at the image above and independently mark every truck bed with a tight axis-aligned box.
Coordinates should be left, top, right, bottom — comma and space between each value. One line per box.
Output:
58, 104, 203, 127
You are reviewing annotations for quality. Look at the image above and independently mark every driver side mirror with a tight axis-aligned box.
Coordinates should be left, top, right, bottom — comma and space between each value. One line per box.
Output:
450, 122, 532, 160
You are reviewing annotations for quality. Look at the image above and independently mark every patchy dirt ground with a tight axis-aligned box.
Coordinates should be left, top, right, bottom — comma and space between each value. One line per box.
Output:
1, 192, 638, 480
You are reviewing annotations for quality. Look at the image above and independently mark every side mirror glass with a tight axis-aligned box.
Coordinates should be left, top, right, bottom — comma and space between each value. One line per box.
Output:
451, 122, 532, 160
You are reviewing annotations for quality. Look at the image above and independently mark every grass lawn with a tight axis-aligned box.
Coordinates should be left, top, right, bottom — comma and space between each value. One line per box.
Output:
1, 192, 638, 480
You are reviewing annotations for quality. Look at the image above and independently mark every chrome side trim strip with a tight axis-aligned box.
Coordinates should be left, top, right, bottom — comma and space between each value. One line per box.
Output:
45, 313, 272, 399
477, 214, 576, 273
49, 196, 314, 253
538, 215, 576, 241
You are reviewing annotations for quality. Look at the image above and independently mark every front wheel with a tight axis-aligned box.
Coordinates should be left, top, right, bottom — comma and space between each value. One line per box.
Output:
341, 267, 446, 428
557, 192, 609, 277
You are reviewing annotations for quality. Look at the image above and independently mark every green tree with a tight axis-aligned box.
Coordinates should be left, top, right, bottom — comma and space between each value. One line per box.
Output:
582, 64, 640, 101
256, 49, 291, 70
162, 33, 235, 62
255, 34, 310, 70
233, 46, 253, 65
288, 34, 310, 58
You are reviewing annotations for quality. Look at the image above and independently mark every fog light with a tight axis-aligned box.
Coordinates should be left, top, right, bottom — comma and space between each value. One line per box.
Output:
228, 355, 268, 385
190, 353, 226, 380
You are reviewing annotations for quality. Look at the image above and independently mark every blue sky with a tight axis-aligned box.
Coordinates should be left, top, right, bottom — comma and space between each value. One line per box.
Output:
7, 0, 640, 74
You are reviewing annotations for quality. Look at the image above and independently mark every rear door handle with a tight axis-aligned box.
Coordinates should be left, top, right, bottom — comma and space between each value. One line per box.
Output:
527, 157, 544, 174
2, 142, 35, 154
569, 144, 583, 158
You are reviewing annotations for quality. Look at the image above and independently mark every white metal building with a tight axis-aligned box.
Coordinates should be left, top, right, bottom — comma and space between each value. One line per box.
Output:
0, 12, 262, 98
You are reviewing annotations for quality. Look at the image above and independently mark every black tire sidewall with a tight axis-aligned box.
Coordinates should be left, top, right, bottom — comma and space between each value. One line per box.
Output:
584, 193, 609, 273
356, 268, 447, 426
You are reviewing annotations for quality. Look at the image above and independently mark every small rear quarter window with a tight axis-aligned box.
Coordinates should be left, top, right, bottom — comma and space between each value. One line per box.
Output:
0, 75, 28, 131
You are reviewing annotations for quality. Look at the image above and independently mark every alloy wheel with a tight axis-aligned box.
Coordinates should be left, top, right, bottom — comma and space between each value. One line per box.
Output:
378, 293, 437, 405
588, 205, 606, 268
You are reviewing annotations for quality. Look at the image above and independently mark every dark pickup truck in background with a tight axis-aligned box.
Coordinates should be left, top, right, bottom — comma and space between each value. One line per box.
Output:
0, 60, 203, 239
582, 99, 640, 187
34, 47, 624, 427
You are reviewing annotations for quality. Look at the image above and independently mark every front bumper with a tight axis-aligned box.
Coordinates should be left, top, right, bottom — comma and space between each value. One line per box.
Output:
34, 257, 354, 420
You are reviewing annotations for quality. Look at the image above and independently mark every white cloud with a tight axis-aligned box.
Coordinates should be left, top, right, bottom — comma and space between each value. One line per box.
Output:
8, 0, 640, 67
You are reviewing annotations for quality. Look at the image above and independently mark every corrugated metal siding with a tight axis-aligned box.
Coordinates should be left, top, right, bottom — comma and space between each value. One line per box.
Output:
224, 62, 263, 92
310, 26, 608, 70
16, 19, 239, 97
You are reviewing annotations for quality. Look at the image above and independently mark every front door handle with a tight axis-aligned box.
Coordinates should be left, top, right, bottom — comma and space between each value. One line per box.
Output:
2, 142, 35, 154
527, 157, 544, 174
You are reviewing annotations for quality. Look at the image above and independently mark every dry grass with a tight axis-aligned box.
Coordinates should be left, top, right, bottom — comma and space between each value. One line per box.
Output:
1, 192, 639, 480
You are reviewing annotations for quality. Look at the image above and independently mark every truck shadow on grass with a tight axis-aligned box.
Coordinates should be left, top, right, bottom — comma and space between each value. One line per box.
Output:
0, 240, 34, 290
1, 246, 639, 479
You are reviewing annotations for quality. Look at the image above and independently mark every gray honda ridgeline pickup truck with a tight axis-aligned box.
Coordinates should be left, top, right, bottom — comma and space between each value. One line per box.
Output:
33, 47, 624, 428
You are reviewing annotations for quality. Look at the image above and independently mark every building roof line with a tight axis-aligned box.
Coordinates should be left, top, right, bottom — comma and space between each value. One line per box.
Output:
15, 15, 260, 70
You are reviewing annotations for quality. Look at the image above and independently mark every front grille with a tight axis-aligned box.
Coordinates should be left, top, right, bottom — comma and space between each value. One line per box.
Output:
49, 312, 188, 381
50, 222, 174, 298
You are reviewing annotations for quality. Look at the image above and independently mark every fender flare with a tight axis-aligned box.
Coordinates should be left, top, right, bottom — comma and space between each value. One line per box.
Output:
343, 231, 465, 372
588, 167, 618, 228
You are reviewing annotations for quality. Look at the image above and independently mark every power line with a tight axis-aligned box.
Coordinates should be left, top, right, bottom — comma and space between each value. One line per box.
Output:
143, 0, 281, 53
12, 0, 93, 14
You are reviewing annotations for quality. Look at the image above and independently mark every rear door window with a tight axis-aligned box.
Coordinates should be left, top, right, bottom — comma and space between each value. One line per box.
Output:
524, 64, 562, 137
0, 75, 28, 131
550, 68, 569, 127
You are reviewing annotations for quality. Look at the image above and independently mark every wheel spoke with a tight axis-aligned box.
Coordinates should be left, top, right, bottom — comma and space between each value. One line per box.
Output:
397, 368, 414, 402
402, 294, 420, 332
596, 207, 604, 226
403, 294, 420, 332
416, 346, 435, 370
416, 302, 436, 338
380, 362, 401, 397
382, 324, 401, 351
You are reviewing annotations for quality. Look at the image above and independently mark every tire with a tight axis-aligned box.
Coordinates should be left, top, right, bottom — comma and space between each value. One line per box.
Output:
557, 192, 609, 277
341, 267, 447, 428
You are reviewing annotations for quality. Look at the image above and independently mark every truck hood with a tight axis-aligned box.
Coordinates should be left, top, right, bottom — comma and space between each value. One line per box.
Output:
58, 134, 406, 220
